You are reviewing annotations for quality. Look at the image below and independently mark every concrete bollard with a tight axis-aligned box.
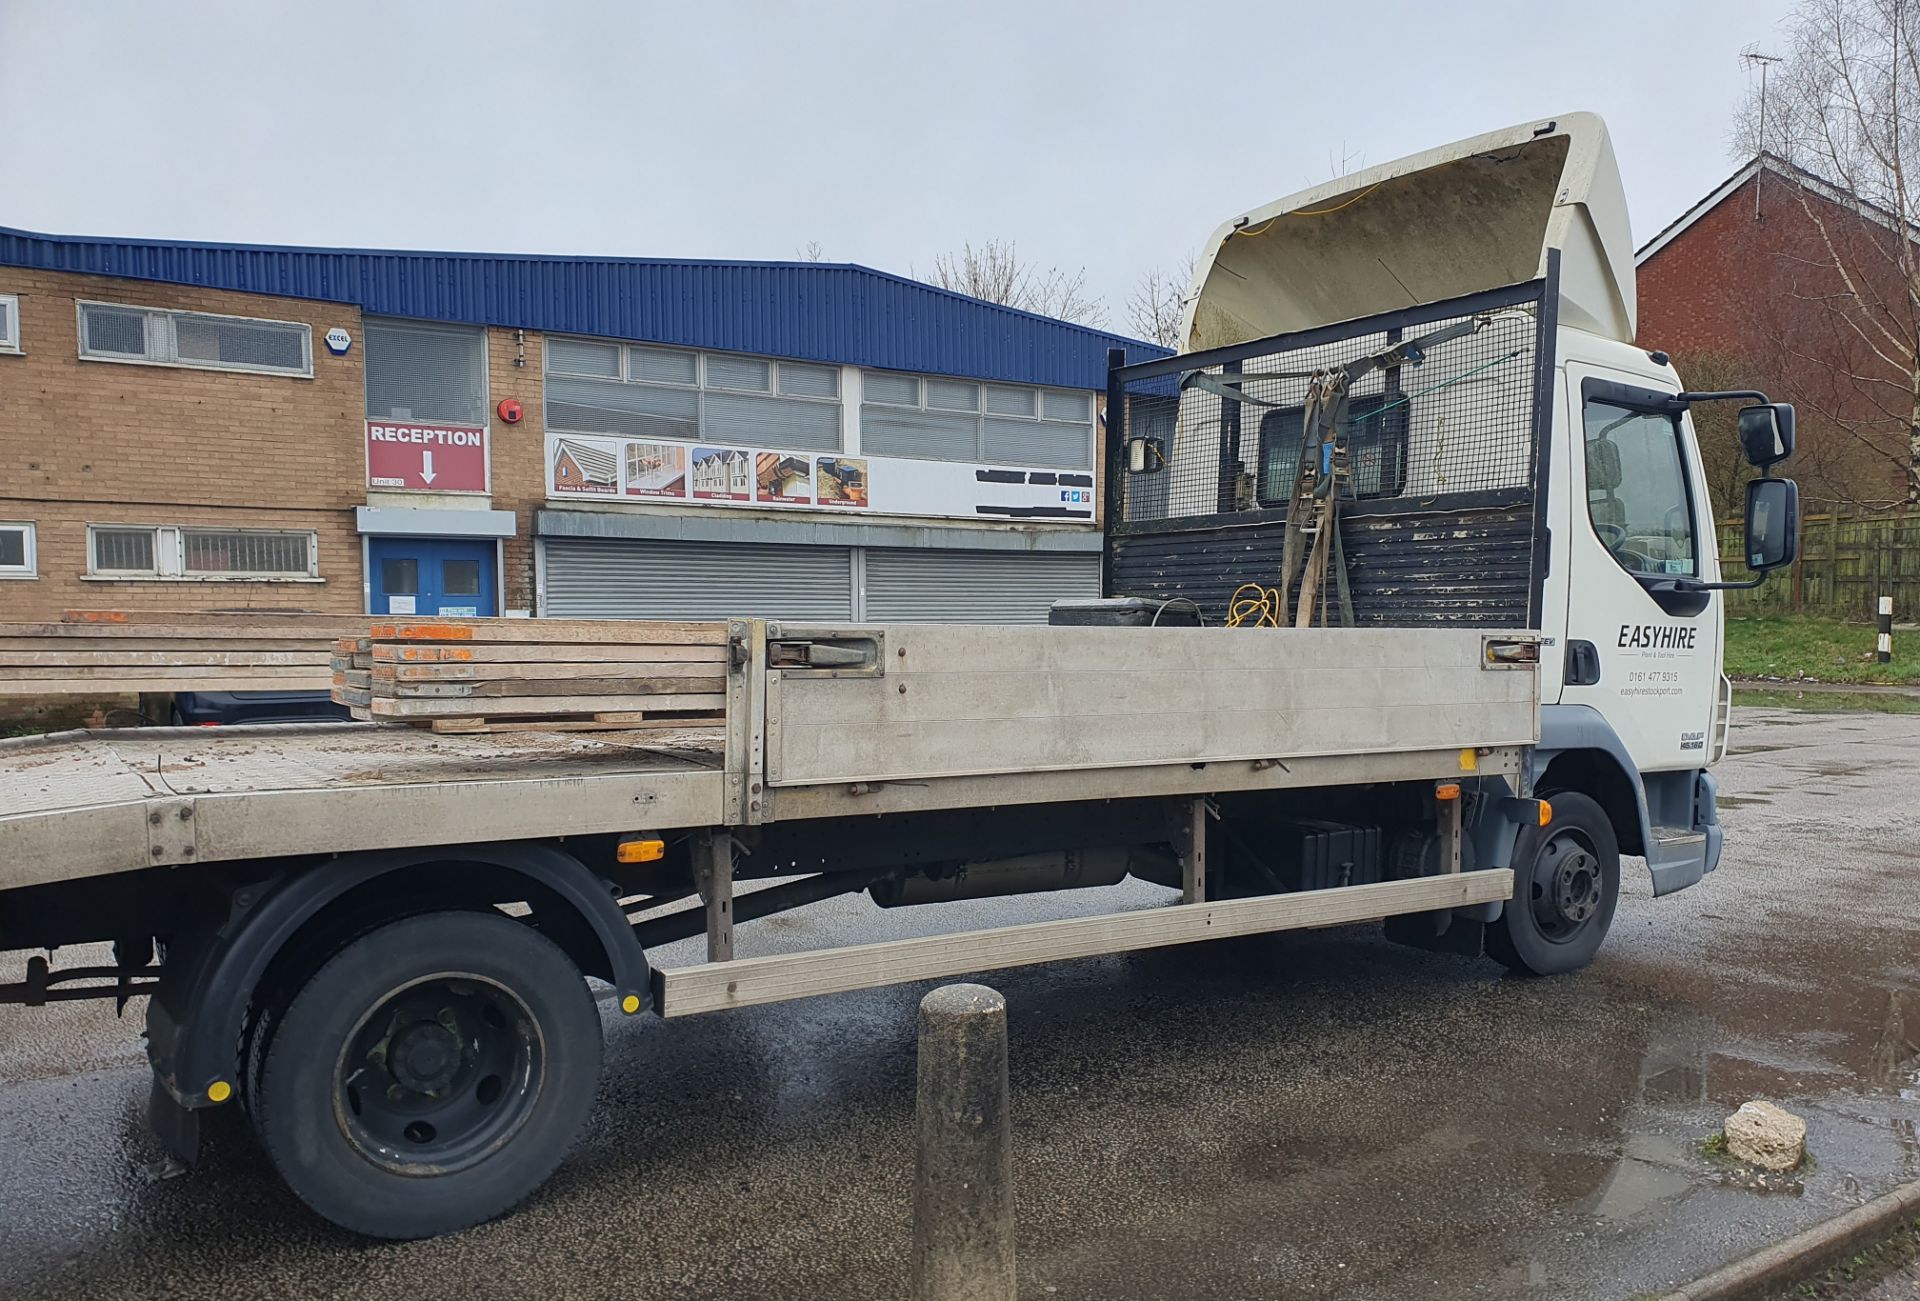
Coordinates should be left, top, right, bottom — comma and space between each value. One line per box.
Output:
912, 983, 1016, 1301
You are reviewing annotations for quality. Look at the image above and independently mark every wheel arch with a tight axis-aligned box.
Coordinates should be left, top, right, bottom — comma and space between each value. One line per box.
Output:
1532, 704, 1652, 858
147, 840, 649, 1113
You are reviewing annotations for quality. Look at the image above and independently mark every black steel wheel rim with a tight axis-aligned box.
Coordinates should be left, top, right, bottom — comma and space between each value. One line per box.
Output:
334, 972, 545, 1176
1527, 830, 1604, 944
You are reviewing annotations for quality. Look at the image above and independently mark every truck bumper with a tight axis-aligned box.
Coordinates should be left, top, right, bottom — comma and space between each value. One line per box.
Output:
1697, 769, 1724, 875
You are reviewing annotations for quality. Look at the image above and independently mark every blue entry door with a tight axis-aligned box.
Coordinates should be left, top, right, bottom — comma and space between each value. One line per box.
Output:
369, 537, 498, 617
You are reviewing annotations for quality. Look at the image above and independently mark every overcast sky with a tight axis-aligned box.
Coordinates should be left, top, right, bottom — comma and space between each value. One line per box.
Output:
0, 0, 1800, 338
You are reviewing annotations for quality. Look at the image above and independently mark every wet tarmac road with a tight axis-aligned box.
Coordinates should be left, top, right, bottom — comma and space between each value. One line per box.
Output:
1, 705, 1917, 1301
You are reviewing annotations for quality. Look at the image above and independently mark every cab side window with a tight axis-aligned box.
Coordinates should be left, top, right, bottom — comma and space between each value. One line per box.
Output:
1582, 399, 1697, 578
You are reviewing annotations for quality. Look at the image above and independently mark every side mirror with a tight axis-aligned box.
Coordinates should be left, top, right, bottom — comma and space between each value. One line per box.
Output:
1738, 403, 1795, 469
1125, 435, 1165, 474
1587, 436, 1622, 491
1744, 476, 1799, 572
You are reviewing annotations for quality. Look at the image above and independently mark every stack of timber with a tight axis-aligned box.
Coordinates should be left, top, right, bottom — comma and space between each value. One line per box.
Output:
0, 610, 360, 696
336, 619, 730, 733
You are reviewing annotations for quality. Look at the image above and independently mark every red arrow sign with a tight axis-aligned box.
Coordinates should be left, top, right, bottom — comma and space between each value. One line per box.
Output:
366, 421, 488, 492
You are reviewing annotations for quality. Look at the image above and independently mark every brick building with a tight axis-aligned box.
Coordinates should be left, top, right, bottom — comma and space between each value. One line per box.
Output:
0, 228, 1159, 624
1635, 154, 1911, 505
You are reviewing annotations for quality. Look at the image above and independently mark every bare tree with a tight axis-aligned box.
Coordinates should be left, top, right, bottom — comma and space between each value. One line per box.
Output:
1126, 253, 1198, 349
1737, 0, 1920, 502
797, 241, 826, 262
918, 240, 1108, 328
1679, 351, 1770, 515
1680, 341, 1897, 515
1326, 144, 1365, 179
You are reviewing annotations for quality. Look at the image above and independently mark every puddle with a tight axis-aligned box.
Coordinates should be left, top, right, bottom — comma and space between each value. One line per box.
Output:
1589, 1150, 1695, 1221
1866, 993, 1920, 1091
1715, 795, 1773, 808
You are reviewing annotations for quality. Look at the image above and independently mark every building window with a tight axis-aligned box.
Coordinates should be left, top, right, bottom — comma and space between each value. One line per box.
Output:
76, 302, 311, 376
0, 295, 19, 354
86, 525, 318, 580
90, 527, 158, 575
545, 338, 842, 452
365, 318, 489, 426
861, 371, 1093, 469
0, 522, 35, 577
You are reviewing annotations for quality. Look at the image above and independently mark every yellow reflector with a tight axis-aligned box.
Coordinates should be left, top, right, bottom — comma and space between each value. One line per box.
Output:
206, 1080, 232, 1104
1434, 783, 1461, 801
620, 994, 642, 1015
1457, 748, 1479, 772
616, 837, 665, 864
1538, 799, 1553, 826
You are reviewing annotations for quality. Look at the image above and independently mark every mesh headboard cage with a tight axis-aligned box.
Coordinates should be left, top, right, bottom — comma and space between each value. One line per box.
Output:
1107, 275, 1555, 628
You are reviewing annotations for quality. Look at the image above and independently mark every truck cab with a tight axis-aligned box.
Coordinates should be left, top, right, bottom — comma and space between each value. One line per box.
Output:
1548, 330, 1733, 894
1112, 110, 1799, 903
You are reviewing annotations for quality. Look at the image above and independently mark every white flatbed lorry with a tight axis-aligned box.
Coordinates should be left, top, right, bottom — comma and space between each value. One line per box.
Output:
0, 114, 1801, 1238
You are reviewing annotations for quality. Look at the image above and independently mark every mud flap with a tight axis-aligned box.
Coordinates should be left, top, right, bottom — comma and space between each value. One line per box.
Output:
147, 1072, 200, 1166
1384, 911, 1486, 958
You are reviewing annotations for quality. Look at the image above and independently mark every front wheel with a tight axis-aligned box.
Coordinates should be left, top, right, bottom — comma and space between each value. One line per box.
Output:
1486, 791, 1620, 976
254, 909, 603, 1238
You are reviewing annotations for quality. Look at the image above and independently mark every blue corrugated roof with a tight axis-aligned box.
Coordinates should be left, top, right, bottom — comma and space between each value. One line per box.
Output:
0, 225, 1167, 389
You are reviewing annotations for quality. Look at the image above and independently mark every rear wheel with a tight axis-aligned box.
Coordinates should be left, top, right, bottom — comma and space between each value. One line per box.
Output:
254, 909, 602, 1238
1486, 791, 1619, 976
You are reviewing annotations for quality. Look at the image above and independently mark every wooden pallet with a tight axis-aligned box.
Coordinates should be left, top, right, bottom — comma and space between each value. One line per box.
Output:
0, 610, 361, 696
364, 692, 725, 718
366, 620, 727, 646
372, 642, 725, 664
342, 617, 732, 731
419, 710, 726, 735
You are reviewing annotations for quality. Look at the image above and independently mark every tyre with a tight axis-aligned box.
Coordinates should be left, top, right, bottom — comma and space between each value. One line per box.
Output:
254, 909, 603, 1239
1486, 790, 1620, 976
239, 899, 456, 1116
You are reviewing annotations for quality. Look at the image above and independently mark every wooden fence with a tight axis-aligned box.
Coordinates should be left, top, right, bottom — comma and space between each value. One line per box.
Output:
1716, 511, 1920, 619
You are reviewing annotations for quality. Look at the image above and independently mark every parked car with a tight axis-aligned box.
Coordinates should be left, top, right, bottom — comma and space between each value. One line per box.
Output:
169, 690, 350, 726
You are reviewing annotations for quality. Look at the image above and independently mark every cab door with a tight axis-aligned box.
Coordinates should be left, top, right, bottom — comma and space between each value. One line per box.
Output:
1558, 364, 1722, 773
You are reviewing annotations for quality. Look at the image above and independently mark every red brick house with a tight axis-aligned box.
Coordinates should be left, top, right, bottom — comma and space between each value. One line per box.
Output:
1636, 155, 1918, 508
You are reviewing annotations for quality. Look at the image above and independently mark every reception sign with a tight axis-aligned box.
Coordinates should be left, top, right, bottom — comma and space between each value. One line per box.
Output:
368, 421, 489, 492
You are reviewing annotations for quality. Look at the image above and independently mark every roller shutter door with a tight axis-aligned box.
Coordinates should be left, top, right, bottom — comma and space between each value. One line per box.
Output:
542, 537, 853, 620
863, 549, 1100, 623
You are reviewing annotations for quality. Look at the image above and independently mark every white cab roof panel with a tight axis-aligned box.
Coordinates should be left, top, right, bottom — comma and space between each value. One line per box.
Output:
1184, 112, 1635, 350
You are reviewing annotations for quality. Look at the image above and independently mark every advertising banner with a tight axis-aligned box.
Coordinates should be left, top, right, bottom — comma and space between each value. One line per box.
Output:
547, 435, 1094, 523
689, 446, 751, 501
623, 443, 686, 498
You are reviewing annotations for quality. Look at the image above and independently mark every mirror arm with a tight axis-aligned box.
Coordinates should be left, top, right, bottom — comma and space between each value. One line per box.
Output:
1671, 389, 1771, 409
1645, 576, 1768, 594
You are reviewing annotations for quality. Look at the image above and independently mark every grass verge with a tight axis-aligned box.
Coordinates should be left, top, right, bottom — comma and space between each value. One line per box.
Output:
1766, 1215, 1920, 1298
1733, 689, 1920, 715
1725, 615, 1920, 686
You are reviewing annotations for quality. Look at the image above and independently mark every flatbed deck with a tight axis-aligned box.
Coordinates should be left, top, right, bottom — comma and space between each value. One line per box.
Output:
0, 723, 728, 888
0, 621, 1542, 893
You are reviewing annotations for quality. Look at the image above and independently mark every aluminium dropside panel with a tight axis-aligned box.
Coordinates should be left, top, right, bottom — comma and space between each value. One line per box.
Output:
762, 623, 1537, 799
